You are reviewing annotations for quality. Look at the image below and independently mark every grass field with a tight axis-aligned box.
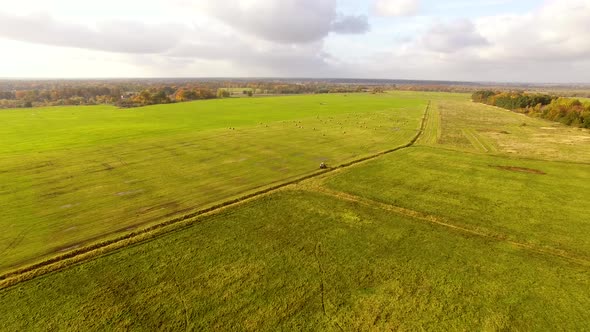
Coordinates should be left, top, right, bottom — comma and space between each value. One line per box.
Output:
424, 98, 590, 162
0, 94, 426, 272
325, 146, 590, 258
1, 92, 590, 330
1, 190, 588, 330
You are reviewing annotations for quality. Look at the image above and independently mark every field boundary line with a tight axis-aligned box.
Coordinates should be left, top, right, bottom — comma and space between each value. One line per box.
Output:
0, 101, 431, 289
305, 186, 590, 267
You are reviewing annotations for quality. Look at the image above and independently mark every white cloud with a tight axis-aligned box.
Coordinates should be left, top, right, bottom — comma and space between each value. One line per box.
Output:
167, 38, 338, 77
0, 12, 187, 53
0, 0, 364, 77
196, 0, 335, 43
421, 19, 488, 53
476, 0, 590, 62
358, 0, 590, 82
190, 0, 368, 44
0, 39, 148, 78
330, 15, 370, 34
0, 0, 589, 82
373, 0, 420, 17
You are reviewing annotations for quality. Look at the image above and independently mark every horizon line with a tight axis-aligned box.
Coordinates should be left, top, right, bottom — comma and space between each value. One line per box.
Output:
0, 77, 589, 86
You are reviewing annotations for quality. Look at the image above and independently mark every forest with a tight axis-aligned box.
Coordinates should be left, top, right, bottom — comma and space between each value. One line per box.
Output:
472, 90, 590, 128
0, 79, 373, 109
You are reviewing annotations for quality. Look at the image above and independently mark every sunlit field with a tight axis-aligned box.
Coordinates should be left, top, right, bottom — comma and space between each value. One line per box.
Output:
2, 92, 589, 330
0, 94, 426, 271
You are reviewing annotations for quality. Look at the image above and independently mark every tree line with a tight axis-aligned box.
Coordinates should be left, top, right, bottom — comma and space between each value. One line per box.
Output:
0, 80, 379, 109
472, 90, 590, 128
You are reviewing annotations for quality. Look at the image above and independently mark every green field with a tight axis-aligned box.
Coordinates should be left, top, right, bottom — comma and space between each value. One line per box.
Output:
2, 190, 589, 330
1, 92, 590, 330
325, 147, 590, 258
426, 97, 590, 162
0, 94, 426, 271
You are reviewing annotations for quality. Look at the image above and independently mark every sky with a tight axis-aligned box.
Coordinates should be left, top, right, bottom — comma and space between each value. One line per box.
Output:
0, 0, 589, 83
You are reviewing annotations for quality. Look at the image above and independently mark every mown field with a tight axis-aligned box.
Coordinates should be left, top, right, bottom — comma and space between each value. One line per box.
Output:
1, 91, 590, 330
0, 94, 426, 271
420, 95, 590, 162
325, 147, 590, 258
2, 190, 589, 330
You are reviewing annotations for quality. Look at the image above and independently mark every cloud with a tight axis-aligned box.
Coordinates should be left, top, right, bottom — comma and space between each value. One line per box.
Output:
476, 0, 590, 62
193, 0, 369, 43
0, 0, 366, 77
0, 12, 186, 53
330, 15, 370, 34
421, 19, 488, 53
373, 0, 420, 17
168, 39, 338, 77
358, 0, 590, 82
433, 0, 518, 10
1, 0, 589, 83
195, 0, 335, 43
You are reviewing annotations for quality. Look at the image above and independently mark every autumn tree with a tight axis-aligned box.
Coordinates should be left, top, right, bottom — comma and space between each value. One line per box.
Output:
217, 89, 230, 98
